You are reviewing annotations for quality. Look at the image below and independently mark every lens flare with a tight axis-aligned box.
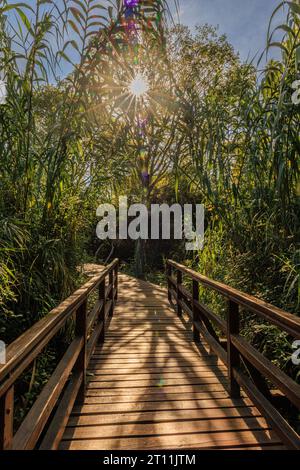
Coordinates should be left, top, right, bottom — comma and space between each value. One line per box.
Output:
124, 0, 140, 7
129, 73, 149, 98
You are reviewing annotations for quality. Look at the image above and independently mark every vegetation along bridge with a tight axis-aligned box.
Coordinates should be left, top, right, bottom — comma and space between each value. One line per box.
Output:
0, 259, 300, 450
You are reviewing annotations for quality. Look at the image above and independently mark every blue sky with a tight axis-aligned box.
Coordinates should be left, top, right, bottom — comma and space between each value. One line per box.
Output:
52, 0, 286, 64
6, 0, 287, 73
173, 0, 286, 63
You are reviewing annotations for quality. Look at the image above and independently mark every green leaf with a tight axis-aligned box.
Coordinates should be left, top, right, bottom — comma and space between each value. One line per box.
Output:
68, 19, 81, 37
287, 1, 300, 15
14, 7, 34, 36
1, 2, 34, 13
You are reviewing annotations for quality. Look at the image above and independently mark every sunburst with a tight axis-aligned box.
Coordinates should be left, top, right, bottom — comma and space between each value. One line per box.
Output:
128, 73, 149, 98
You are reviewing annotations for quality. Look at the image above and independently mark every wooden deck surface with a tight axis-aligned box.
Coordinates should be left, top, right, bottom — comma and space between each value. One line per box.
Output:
60, 273, 285, 450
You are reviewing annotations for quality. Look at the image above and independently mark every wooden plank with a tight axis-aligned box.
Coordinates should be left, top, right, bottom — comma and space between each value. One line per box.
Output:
87, 377, 228, 389
95, 341, 210, 350
95, 345, 211, 353
225, 445, 286, 450
90, 355, 212, 362
88, 367, 227, 376
72, 398, 255, 416
85, 384, 232, 396
107, 326, 190, 332
60, 429, 282, 450
72, 397, 254, 414
83, 390, 245, 404
88, 371, 227, 381
63, 416, 271, 439
59, 270, 285, 451
68, 406, 262, 426
88, 359, 221, 368
91, 350, 209, 357
94, 352, 212, 360
91, 352, 205, 360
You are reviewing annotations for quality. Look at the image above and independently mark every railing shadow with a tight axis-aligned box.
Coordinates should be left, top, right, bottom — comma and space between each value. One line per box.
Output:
64, 272, 280, 450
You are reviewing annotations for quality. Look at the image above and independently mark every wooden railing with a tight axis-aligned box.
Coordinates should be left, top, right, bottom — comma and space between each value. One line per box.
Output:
0, 259, 119, 451
166, 259, 300, 450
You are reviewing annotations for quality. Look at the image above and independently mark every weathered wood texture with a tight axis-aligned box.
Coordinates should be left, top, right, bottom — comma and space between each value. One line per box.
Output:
60, 274, 285, 450
167, 260, 300, 450
0, 260, 119, 450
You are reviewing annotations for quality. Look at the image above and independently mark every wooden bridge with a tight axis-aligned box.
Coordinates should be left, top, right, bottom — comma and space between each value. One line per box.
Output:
1, 259, 300, 450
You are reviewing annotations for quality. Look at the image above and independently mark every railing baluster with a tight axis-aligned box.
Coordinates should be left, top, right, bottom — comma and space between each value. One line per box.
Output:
176, 270, 183, 316
192, 280, 200, 343
166, 262, 172, 303
109, 269, 114, 317
99, 278, 106, 344
227, 300, 241, 398
75, 299, 87, 404
0, 386, 14, 450
114, 263, 118, 302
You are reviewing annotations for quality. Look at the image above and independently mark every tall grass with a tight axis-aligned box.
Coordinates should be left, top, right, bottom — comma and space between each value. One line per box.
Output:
171, 2, 300, 381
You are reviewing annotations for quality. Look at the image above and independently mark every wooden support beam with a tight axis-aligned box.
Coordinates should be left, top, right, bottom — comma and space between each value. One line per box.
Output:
192, 280, 200, 343
0, 386, 14, 450
75, 300, 87, 404
109, 270, 114, 317
227, 300, 240, 398
176, 270, 183, 317
166, 263, 172, 303
114, 264, 119, 302
98, 279, 106, 344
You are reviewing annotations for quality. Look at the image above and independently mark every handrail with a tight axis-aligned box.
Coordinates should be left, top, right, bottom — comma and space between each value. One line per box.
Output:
167, 260, 300, 337
0, 259, 119, 450
166, 259, 300, 450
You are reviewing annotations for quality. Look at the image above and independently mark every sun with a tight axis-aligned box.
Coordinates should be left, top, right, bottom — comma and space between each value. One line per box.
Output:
128, 73, 149, 98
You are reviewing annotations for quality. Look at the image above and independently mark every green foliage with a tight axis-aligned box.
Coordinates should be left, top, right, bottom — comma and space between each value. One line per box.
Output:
0, 0, 173, 419
0, 0, 299, 426
170, 2, 300, 382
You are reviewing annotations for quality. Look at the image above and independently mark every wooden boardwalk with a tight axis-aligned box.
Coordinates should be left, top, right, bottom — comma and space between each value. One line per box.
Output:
60, 273, 285, 450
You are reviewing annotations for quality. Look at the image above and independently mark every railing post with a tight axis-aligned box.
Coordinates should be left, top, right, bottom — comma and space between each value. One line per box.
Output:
109, 270, 114, 317
166, 262, 172, 303
114, 262, 118, 302
0, 386, 14, 450
99, 278, 106, 344
75, 299, 87, 404
192, 280, 200, 343
176, 270, 183, 317
227, 300, 241, 398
